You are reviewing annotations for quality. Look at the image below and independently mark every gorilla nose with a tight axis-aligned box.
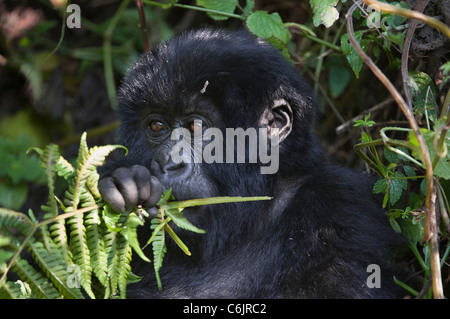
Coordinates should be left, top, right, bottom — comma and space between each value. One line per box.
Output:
150, 150, 192, 178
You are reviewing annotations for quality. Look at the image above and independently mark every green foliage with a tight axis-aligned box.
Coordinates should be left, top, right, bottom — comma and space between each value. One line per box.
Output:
0, 135, 46, 210
0, 133, 270, 298
309, 0, 340, 28
196, 0, 239, 21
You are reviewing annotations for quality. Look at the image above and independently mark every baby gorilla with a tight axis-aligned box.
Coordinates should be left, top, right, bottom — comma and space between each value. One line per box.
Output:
99, 29, 402, 298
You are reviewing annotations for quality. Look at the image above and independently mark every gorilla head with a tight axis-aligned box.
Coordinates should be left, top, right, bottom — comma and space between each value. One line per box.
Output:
99, 29, 402, 298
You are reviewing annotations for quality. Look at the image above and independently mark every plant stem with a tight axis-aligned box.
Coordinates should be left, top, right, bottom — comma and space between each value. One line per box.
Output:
136, 0, 150, 52
347, 1, 443, 298
362, 0, 450, 38
103, 0, 131, 110
142, 0, 244, 20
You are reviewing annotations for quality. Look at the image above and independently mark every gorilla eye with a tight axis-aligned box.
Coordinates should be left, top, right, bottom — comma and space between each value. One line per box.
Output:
189, 120, 204, 133
150, 121, 167, 132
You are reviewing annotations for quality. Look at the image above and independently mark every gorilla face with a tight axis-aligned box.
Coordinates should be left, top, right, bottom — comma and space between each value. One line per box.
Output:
113, 29, 317, 201
98, 29, 402, 299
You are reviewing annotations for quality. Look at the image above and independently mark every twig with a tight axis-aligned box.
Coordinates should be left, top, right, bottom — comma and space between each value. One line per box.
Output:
347, 1, 443, 299
401, 0, 430, 111
136, 0, 150, 52
336, 97, 394, 134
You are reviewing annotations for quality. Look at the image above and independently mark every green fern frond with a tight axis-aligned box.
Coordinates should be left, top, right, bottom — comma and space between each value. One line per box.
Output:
55, 156, 75, 180
117, 233, 132, 299
12, 257, 61, 299
86, 214, 108, 287
0, 208, 34, 236
66, 210, 94, 298
0, 280, 28, 299
150, 215, 167, 291
104, 229, 120, 296
48, 220, 71, 265
38, 144, 60, 218
28, 240, 84, 299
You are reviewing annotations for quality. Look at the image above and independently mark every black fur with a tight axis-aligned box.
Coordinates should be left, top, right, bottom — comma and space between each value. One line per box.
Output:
99, 29, 402, 298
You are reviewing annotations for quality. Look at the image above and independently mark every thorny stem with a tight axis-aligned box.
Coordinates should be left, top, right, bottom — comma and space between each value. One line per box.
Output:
347, 1, 443, 298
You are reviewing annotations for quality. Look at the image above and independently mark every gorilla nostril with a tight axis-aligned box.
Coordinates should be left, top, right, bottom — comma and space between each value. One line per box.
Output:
152, 150, 190, 175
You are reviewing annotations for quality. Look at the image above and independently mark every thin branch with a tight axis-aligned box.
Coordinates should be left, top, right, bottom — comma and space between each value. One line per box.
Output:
336, 97, 394, 134
136, 0, 150, 52
401, 0, 429, 111
347, 1, 443, 299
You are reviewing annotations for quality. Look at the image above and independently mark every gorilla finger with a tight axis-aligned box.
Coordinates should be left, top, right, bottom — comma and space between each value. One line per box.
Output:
112, 167, 139, 211
98, 177, 126, 212
129, 165, 152, 204
142, 176, 163, 208
147, 207, 158, 219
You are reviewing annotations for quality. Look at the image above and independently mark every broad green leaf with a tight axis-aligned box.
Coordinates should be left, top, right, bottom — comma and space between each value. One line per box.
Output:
309, 0, 339, 28
408, 71, 438, 123
389, 172, 408, 206
373, 178, 388, 194
246, 11, 289, 44
328, 65, 351, 98
399, 218, 423, 244
341, 31, 369, 78
196, 0, 238, 20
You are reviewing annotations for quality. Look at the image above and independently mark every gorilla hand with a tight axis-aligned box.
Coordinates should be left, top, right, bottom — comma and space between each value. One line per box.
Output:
98, 165, 162, 216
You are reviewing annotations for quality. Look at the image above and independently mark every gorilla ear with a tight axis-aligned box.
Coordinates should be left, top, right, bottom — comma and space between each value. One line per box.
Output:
259, 99, 293, 144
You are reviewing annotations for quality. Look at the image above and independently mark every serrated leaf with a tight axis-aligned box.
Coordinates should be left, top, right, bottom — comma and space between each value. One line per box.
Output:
196, 0, 238, 20
389, 172, 408, 206
246, 11, 289, 44
309, 0, 339, 28
373, 178, 388, 194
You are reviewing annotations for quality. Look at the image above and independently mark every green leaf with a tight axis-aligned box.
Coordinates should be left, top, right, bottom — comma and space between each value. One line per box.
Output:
309, 0, 339, 28
164, 223, 191, 256
408, 71, 438, 123
399, 218, 423, 244
28, 240, 84, 299
12, 257, 61, 299
120, 212, 151, 262
151, 220, 167, 291
246, 11, 290, 44
0, 181, 27, 210
164, 207, 205, 234
196, 0, 238, 20
408, 128, 450, 179
389, 172, 408, 206
341, 31, 369, 78
373, 178, 388, 194
329, 65, 351, 98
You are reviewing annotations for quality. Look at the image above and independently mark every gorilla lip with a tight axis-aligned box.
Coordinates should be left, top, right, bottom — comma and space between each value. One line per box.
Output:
169, 120, 280, 175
